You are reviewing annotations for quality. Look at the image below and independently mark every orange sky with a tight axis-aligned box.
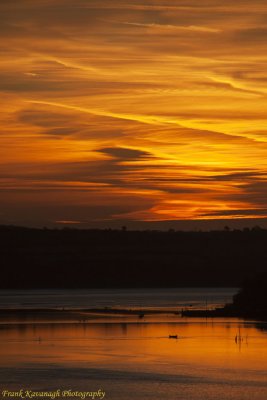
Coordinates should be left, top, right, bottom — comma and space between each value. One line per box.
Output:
1, 0, 267, 228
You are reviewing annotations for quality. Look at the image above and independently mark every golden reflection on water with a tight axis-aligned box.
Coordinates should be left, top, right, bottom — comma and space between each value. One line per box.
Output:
1, 319, 267, 375
1, 319, 267, 400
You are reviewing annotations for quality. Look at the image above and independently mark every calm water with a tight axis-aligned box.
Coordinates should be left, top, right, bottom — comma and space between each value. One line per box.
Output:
0, 288, 236, 310
1, 289, 267, 400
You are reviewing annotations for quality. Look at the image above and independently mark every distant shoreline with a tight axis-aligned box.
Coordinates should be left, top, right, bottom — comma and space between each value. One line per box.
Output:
0, 307, 178, 314
0, 307, 183, 323
1, 225, 267, 289
0, 306, 262, 321
181, 306, 267, 321
0, 305, 266, 323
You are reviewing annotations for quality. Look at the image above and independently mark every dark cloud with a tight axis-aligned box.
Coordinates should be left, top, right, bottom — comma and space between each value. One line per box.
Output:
0, 159, 146, 185
0, 201, 154, 226
17, 109, 82, 136
96, 147, 153, 161
234, 28, 267, 43
17, 108, 128, 138
0, 73, 60, 93
18, 109, 73, 127
201, 209, 267, 217
239, 182, 267, 205
212, 171, 265, 182
43, 127, 79, 136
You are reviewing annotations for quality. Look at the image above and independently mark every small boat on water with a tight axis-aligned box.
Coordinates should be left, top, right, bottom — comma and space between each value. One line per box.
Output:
169, 335, 178, 339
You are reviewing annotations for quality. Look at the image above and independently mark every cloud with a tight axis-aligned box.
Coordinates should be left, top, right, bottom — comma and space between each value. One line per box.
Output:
95, 147, 152, 161
18, 109, 73, 127
16, 109, 83, 136
233, 27, 267, 43
119, 21, 221, 33
1, 0, 267, 225
200, 209, 267, 218
212, 171, 265, 182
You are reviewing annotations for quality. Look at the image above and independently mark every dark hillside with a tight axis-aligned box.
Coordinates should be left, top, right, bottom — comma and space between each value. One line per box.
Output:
1, 226, 267, 288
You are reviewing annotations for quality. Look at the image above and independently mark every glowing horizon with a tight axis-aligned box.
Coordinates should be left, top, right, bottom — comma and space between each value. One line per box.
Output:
1, 0, 267, 227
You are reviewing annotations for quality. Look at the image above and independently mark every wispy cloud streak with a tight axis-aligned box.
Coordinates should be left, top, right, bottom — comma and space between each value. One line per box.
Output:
1, 0, 267, 226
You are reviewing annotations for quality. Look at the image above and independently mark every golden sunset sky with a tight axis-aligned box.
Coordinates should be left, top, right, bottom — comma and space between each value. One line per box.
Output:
1, 0, 267, 228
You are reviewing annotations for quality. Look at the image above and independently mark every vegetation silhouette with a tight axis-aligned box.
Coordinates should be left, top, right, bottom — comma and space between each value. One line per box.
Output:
1, 225, 267, 289
231, 272, 267, 318
182, 272, 267, 319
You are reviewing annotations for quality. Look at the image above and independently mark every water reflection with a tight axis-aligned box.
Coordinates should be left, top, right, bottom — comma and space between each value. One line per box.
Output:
0, 319, 267, 400
1, 320, 267, 364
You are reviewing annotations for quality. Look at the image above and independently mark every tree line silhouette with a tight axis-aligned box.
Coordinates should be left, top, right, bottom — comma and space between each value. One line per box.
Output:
1, 225, 267, 289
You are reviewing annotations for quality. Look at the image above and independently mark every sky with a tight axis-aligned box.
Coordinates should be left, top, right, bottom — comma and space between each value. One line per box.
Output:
1, 0, 267, 229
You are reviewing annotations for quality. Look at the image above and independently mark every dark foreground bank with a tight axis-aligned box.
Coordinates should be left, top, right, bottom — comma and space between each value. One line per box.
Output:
182, 272, 267, 320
